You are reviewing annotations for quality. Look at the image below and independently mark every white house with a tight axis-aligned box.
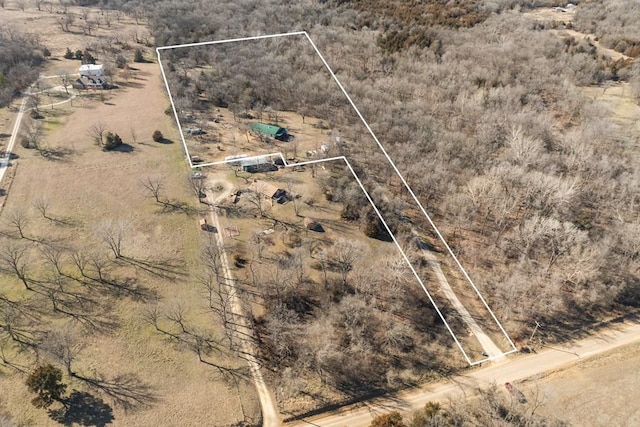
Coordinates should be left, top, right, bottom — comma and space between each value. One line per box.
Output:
79, 64, 104, 77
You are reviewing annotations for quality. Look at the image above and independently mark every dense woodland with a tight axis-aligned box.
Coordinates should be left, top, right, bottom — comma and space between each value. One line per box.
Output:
151, 0, 640, 338
2, 0, 640, 421
152, 0, 640, 412
0, 29, 45, 107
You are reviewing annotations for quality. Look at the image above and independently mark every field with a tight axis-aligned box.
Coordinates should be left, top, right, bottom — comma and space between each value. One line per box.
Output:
523, 340, 640, 425
0, 4, 258, 425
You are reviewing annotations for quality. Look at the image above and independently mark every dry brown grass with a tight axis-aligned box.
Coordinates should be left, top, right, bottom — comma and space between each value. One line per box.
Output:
0, 5, 258, 426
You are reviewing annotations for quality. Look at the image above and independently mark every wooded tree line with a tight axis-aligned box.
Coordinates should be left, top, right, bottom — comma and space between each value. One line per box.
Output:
0, 28, 45, 107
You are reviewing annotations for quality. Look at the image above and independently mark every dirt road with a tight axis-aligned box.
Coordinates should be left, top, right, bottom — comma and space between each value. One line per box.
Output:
421, 247, 505, 361
288, 319, 640, 426
0, 96, 27, 185
207, 183, 281, 427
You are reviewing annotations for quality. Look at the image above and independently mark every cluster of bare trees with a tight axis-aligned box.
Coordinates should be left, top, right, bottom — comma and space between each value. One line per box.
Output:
147, 0, 640, 387
0, 27, 44, 107
574, 0, 640, 58
229, 183, 452, 415
0, 199, 153, 369
371, 384, 566, 427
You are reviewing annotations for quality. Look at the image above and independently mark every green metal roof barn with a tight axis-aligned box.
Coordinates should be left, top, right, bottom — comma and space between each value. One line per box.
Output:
250, 123, 289, 140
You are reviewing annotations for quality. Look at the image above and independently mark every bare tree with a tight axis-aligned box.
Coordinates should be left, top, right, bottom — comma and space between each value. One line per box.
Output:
59, 73, 72, 95
331, 239, 363, 286
15, 0, 25, 11
188, 175, 207, 203
20, 117, 43, 151
59, 13, 75, 32
39, 327, 84, 377
88, 122, 107, 146
41, 245, 66, 277
70, 251, 89, 278
33, 195, 52, 221
247, 183, 267, 216
6, 208, 30, 239
201, 235, 223, 278
140, 176, 164, 204
97, 219, 130, 258
26, 93, 40, 115
0, 241, 32, 290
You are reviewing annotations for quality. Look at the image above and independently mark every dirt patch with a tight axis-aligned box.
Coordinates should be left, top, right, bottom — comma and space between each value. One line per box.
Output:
521, 7, 575, 25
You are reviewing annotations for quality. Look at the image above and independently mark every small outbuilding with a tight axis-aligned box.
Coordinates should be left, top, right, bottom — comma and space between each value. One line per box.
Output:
240, 156, 277, 173
250, 123, 289, 141
250, 180, 290, 204
303, 217, 324, 232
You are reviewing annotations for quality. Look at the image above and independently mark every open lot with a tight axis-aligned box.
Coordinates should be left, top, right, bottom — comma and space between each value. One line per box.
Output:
523, 340, 640, 425
0, 5, 259, 425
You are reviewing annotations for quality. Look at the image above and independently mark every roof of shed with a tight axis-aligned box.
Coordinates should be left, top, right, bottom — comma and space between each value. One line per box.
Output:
250, 122, 287, 136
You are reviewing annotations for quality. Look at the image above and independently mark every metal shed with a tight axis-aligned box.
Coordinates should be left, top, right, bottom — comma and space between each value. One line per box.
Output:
250, 123, 289, 141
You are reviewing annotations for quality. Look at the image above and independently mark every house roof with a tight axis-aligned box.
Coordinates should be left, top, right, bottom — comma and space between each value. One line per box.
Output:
239, 155, 273, 167
73, 76, 106, 87
79, 64, 103, 72
250, 180, 280, 199
250, 122, 288, 137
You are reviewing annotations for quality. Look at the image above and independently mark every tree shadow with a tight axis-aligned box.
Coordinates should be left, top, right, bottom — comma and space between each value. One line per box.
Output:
73, 373, 157, 411
40, 146, 76, 162
109, 144, 135, 153
118, 256, 186, 281
48, 390, 114, 426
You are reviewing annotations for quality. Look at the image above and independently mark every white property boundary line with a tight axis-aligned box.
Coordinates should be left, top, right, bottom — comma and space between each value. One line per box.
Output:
156, 32, 518, 366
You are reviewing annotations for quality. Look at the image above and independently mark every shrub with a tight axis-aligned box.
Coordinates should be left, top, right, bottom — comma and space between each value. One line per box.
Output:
370, 412, 405, 427
75, 49, 83, 60
64, 48, 74, 59
25, 365, 67, 409
152, 130, 163, 142
103, 132, 123, 150
115, 54, 127, 69
82, 51, 96, 65
133, 48, 144, 63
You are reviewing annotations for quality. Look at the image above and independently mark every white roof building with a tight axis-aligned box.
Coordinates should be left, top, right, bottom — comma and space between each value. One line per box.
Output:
79, 64, 104, 77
